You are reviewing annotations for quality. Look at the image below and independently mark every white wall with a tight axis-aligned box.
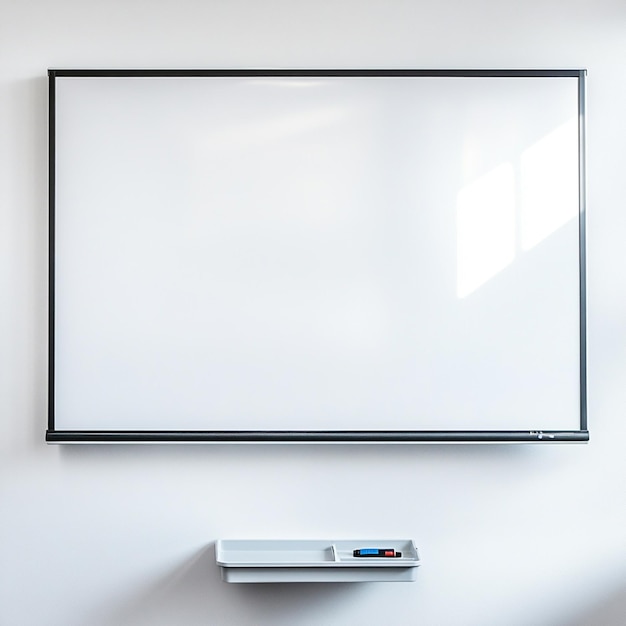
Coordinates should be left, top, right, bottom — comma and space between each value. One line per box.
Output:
1, 1, 625, 624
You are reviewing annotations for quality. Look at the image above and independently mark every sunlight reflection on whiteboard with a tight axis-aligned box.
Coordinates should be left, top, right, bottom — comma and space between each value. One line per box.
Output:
457, 116, 579, 298
521, 117, 579, 251
456, 162, 516, 298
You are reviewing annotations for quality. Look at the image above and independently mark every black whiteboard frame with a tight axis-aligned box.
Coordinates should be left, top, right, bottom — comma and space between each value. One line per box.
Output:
46, 68, 588, 444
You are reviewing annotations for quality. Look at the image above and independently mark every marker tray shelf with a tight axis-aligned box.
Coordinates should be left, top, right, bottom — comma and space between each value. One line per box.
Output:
216, 539, 420, 583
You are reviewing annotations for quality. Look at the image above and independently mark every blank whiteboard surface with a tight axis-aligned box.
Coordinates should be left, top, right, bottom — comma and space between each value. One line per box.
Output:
49, 70, 587, 442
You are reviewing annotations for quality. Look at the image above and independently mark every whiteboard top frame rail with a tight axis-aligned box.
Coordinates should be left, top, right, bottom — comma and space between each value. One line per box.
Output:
48, 68, 586, 78
47, 68, 588, 445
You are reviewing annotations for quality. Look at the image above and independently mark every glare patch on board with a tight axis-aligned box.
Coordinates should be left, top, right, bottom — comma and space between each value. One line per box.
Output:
456, 162, 516, 298
246, 79, 328, 89
199, 107, 346, 153
191, 106, 353, 227
520, 117, 579, 251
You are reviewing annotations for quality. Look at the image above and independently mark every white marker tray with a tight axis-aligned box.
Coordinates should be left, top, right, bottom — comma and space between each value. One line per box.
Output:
216, 539, 420, 583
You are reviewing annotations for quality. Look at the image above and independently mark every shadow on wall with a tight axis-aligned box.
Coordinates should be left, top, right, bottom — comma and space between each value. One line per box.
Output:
96, 543, 364, 626
562, 583, 626, 626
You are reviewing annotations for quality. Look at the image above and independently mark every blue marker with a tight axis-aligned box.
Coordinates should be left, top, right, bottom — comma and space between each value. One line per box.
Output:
353, 548, 401, 557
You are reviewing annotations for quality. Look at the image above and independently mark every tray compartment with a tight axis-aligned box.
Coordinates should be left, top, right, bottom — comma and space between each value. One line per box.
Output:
216, 539, 420, 583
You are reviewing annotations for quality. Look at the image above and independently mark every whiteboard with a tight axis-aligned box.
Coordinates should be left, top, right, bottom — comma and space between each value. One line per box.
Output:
48, 70, 588, 442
